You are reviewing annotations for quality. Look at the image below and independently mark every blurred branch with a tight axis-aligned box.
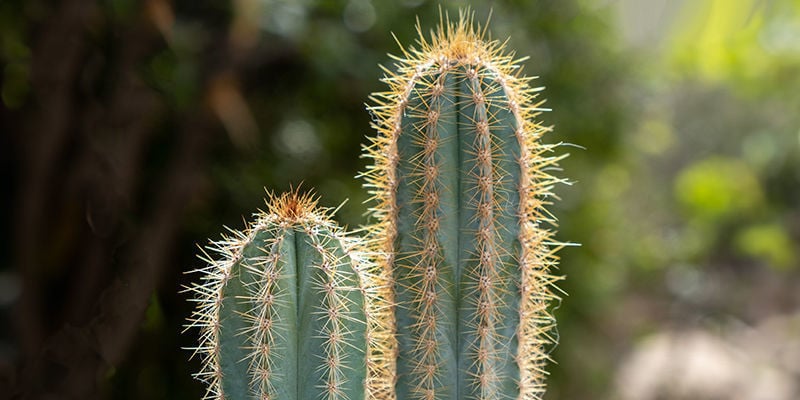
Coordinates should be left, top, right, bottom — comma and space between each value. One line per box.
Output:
209, 72, 258, 149
13, 0, 97, 360
10, 0, 266, 397
15, 110, 213, 397
145, 0, 175, 44
63, 12, 167, 325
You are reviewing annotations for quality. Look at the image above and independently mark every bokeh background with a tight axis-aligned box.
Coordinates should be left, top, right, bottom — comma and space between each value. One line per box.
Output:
1, 0, 799, 398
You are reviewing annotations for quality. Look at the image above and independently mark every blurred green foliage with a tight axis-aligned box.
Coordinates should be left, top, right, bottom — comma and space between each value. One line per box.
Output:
675, 157, 763, 223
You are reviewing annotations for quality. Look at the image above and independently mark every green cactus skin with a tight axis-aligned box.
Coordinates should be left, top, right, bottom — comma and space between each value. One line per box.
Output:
362, 11, 565, 400
187, 191, 395, 400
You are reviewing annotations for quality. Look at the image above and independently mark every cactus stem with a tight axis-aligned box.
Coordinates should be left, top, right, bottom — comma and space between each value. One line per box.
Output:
362, 8, 566, 400
187, 190, 396, 400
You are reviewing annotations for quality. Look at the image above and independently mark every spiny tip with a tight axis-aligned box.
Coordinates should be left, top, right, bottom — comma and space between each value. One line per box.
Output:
265, 185, 322, 223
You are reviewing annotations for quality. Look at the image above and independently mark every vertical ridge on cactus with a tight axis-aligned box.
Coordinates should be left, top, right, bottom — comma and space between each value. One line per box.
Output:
361, 9, 566, 400
185, 190, 395, 400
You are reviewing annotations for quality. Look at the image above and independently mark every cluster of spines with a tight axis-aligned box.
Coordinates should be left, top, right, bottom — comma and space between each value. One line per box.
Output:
361, 9, 566, 400
357, 232, 398, 400
186, 191, 395, 400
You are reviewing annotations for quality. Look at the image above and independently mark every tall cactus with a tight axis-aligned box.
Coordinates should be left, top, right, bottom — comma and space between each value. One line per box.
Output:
186, 191, 395, 400
362, 10, 565, 400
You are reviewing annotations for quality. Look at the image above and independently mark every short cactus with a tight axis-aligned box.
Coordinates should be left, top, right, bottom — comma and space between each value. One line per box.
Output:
186, 191, 395, 400
362, 10, 565, 400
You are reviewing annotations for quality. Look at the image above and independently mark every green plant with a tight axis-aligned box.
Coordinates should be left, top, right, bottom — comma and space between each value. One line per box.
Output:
361, 11, 564, 400
187, 191, 394, 400
189, 10, 563, 400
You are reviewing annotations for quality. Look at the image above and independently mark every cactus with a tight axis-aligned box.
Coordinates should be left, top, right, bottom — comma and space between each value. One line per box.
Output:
186, 190, 395, 400
362, 10, 565, 400
187, 9, 566, 400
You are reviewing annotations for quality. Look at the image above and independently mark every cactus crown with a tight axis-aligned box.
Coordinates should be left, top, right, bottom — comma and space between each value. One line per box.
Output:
267, 190, 319, 221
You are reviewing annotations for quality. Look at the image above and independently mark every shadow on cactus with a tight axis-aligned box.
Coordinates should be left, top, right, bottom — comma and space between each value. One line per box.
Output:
187, 8, 567, 400
185, 190, 395, 400
361, 9, 567, 400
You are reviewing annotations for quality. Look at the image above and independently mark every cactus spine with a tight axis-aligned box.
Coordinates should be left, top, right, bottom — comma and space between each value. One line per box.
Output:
362, 11, 564, 400
187, 191, 395, 400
